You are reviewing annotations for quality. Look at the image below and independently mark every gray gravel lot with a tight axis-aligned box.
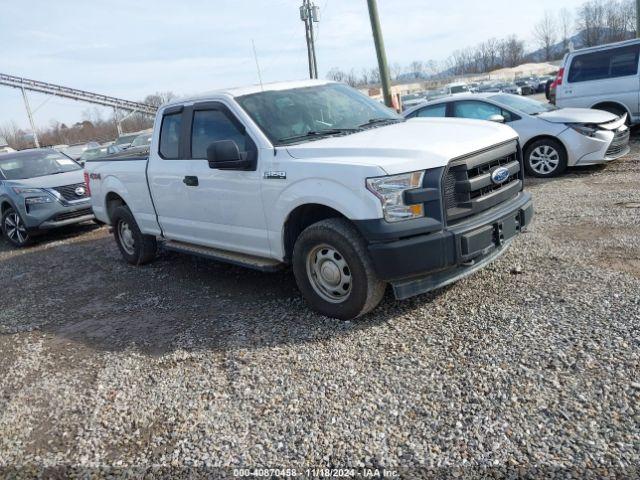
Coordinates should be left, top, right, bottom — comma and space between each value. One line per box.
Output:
0, 133, 639, 477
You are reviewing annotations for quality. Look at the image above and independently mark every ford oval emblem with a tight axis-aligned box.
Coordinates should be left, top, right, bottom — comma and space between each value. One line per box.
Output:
75, 186, 86, 196
491, 167, 510, 185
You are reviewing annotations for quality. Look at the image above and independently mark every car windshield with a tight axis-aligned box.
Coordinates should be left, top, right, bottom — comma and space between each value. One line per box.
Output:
114, 134, 138, 145
79, 148, 108, 161
490, 94, 558, 114
131, 133, 152, 147
235, 83, 401, 146
0, 150, 81, 180
450, 85, 469, 94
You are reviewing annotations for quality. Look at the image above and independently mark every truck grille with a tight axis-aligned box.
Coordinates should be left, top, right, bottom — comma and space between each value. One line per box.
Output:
52, 183, 89, 201
605, 128, 630, 158
53, 208, 93, 222
443, 141, 522, 222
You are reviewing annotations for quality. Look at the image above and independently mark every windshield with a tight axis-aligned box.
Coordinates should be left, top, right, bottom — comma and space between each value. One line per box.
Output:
490, 94, 558, 114
235, 83, 401, 145
0, 150, 81, 180
114, 134, 138, 146
131, 133, 152, 147
450, 85, 469, 94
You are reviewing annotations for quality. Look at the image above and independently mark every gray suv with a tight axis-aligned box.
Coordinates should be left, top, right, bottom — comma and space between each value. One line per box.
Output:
0, 148, 94, 247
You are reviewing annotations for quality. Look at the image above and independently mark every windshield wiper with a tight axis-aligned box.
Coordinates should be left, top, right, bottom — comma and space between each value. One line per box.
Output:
358, 118, 404, 128
277, 128, 361, 144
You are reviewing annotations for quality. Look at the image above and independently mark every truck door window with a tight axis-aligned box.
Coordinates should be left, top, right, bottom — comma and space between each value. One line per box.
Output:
191, 110, 247, 159
159, 112, 182, 159
568, 45, 640, 83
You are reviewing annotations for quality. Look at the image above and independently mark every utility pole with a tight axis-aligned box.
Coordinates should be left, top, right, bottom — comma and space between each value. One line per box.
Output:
300, 0, 320, 79
636, 0, 640, 38
366, 0, 393, 108
21, 86, 40, 148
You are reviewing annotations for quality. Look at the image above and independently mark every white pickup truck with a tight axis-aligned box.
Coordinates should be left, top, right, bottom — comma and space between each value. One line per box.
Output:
85, 80, 533, 319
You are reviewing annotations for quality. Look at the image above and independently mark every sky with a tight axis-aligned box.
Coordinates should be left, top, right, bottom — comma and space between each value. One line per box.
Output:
0, 0, 587, 131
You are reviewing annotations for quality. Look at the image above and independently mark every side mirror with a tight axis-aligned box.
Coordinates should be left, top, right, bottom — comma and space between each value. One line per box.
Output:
206, 140, 250, 170
488, 114, 505, 123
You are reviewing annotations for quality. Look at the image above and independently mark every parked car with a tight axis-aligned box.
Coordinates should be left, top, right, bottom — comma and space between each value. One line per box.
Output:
515, 80, 535, 96
129, 132, 153, 148
85, 80, 533, 320
444, 82, 470, 95
113, 130, 151, 149
59, 142, 100, 160
404, 93, 630, 178
496, 82, 522, 95
78, 144, 124, 164
0, 148, 94, 247
0, 136, 15, 154
554, 39, 640, 124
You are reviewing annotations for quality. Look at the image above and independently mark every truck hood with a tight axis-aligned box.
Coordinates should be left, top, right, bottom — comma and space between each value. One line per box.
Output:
5, 170, 85, 189
285, 118, 518, 175
537, 108, 618, 125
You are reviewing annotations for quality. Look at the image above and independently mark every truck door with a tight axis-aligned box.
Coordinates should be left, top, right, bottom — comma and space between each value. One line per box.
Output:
151, 101, 269, 257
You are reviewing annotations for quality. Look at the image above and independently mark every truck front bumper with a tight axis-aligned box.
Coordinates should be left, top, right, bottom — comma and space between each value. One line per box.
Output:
354, 192, 533, 300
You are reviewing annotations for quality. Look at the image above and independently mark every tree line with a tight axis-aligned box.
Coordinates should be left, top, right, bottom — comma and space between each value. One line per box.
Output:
327, 0, 637, 86
1, 92, 175, 150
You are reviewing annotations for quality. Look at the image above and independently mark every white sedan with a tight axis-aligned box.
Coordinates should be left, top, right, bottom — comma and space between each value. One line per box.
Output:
403, 93, 630, 178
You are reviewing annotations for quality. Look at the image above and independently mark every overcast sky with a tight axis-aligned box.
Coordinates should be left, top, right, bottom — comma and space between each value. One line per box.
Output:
1, 0, 587, 130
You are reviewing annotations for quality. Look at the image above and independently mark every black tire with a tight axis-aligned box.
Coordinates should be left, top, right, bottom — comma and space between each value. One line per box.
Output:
111, 205, 157, 265
1, 207, 31, 248
292, 218, 386, 320
524, 138, 567, 178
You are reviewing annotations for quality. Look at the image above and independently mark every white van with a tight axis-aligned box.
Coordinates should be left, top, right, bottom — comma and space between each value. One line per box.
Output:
554, 39, 640, 124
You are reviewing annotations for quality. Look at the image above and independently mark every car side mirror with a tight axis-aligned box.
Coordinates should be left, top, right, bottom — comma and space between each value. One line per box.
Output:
206, 140, 250, 170
488, 114, 505, 123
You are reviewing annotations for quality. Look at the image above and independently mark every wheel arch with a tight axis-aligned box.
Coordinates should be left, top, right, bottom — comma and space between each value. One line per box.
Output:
105, 191, 128, 223
590, 101, 631, 118
282, 203, 348, 263
522, 135, 568, 160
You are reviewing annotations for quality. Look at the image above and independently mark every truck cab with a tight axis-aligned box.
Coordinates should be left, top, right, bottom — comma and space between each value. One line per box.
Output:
86, 80, 533, 319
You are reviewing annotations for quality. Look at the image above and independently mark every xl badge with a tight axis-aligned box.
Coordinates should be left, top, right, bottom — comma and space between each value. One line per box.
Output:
491, 167, 510, 185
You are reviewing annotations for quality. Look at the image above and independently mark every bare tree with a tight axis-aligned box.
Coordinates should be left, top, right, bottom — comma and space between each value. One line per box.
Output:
559, 8, 573, 51
577, 0, 605, 46
534, 11, 558, 61
143, 91, 176, 108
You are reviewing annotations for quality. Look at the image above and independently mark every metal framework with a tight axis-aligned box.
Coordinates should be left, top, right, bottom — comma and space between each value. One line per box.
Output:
0, 73, 157, 146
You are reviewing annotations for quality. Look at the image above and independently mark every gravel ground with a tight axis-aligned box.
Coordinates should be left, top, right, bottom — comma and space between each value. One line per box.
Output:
0, 133, 639, 478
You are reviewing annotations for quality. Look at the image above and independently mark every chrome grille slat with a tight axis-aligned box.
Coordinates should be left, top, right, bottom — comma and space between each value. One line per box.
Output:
444, 147, 522, 222
52, 183, 89, 201
605, 129, 630, 158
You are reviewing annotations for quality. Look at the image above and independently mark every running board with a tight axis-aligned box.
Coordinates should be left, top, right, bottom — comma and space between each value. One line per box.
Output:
163, 240, 283, 272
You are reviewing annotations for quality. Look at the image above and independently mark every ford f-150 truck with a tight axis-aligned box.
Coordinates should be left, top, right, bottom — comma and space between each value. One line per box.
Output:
85, 80, 533, 319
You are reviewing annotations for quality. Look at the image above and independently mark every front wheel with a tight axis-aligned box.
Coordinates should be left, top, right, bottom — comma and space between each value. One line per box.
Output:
524, 139, 567, 178
2, 208, 31, 247
292, 218, 386, 320
111, 205, 157, 265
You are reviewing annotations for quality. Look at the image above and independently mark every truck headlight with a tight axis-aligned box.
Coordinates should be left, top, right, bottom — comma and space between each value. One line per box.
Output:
366, 171, 425, 222
568, 124, 598, 137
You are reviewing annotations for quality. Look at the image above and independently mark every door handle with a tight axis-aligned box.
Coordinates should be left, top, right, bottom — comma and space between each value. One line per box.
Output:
183, 176, 199, 187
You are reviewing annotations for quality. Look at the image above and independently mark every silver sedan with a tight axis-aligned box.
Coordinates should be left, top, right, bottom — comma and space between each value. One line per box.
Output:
403, 93, 630, 178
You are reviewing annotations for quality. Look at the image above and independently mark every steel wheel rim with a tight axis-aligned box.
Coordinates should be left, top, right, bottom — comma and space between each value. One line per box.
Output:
306, 244, 352, 303
4, 212, 28, 244
118, 219, 136, 255
529, 145, 560, 175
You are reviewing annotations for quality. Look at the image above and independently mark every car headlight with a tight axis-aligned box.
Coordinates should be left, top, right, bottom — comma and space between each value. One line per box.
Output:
25, 196, 53, 205
366, 171, 425, 222
12, 187, 45, 195
568, 124, 598, 137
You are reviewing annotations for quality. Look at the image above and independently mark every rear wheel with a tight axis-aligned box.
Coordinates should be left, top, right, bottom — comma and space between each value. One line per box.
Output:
524, 139, 567, 178
292, 218, 386, 320
111, 205, 157, 265
2, 208, 30, 248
